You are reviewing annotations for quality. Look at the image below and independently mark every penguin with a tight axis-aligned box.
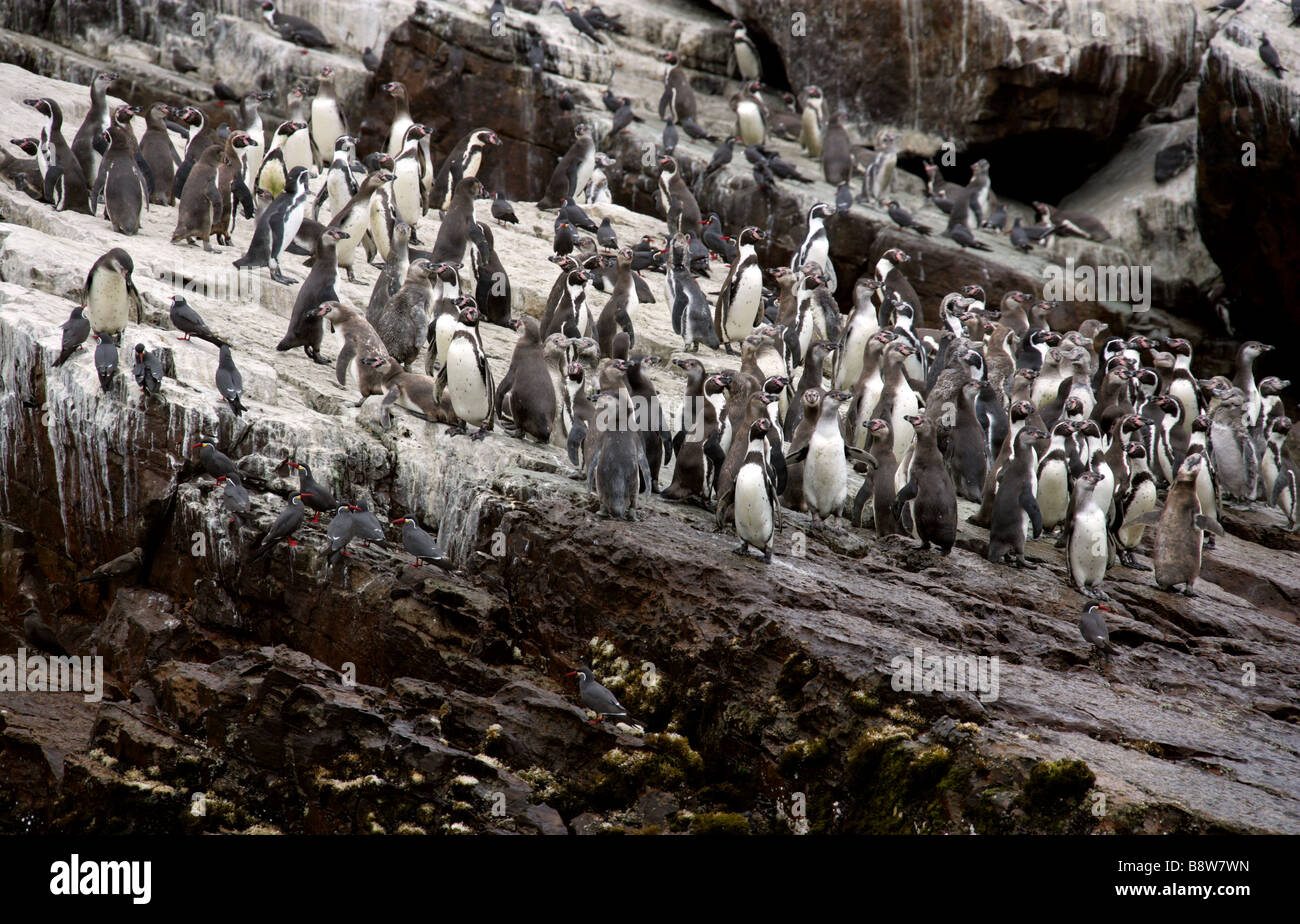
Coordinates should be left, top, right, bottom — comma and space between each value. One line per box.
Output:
172, 144, 225, 251
949, 379, 989, 502
84, 248, 142, 343
987, 426, 1047, 567
892, 415, 957, 553
734, 81, 766, 146
94, 334, 119, 392
657, 155, 702, 235
282, 87, 319, 175
469, 221, 513, 327
278, 229, 346, 363
1137, 454, 1226, 596
383, 81, 416, 158
1208, 389, 1257, 503
874, 248, 922, 323
212, 131, 258, 246
1265, 418, 1298, 529
72, 71, 117, 202
254, 120, 305, 198
1065, 471, 1111, 598
728, 20, 762, 82
428, 263, 470, 370
325, 300, 392, 406
1112, 441, 1157, 570
391, 122, 431, 233
430, 176, 484, 266
331, 170, 393, 283
235, 165, 313, 284
132, 343, 163, 396
374, 257, 436, 370
821, 109, 852, 186
787, 390, 872, 530
171, 105, 214, 202
728, 416, 781, 562
430, 128, 501, 213
596, 248, 637, 357
239, 91, 272, 196
368, 220, 410, 323
538, 123, 596, 208
496, 317, 555, 443
791, 202, 836, 294
314, 135, 360, 222
310, 66, 348, 169
1032, 201, 1111, 241
587, 388, 652, 520
365, 356, 451, 429
867, 417, 902, 536
22, 97, 91, 213
250, 493, 312, 561
863, 131, 898, 204
52, 304, 91, 368
1035, 420, 1075, 534
658, 51, 699, 124
798, 85, 825, 158
261, 1, 334, 47
93, 119, 146, 237
1231, 339, 1273, 431
437, 300, 496, 439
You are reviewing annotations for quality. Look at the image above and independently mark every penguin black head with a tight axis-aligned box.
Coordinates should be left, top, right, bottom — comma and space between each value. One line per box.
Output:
661, 51, 679, 65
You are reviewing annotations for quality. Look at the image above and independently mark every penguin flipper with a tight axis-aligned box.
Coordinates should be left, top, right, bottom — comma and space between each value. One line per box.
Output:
1131, 510, 1161, 526
770, 443, 788, 496
136, 154, 155, 197
234, 178, 255, 219
1194, 514, 1225, 536
784, 445, 809, 465
335, 342, 355, 387
567, 419, 587, 467
1021, 491, 1044, 539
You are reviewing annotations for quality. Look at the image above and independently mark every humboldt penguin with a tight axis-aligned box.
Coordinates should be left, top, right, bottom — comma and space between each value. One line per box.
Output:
469, 221, 513, 326
791, 202, 836, 294
714, 227, 766, 353
820, 109, 852, 186
278, 229, 345, 363
729, 20, 762, 82
215, 345, 246, 416
261, 1, 334, 48
212, 131, 258, 245
1265, 417, 1297, 529
1138, 454, 1225, 595
538, 123, 595, 207
430, 176, 483, 266
314, 135, 358, 222
250, 493, 312, 561
23, 98, 91, 213
132, 343, 163, 396
1113, 442, 1157, 569
587, 388, 652, 520
325, 300, 391, 405
730, 417, 780, 562
368, 221, 411, 323
254, 119, 305, 198
865, 417, 902, 535
786, 390, 873, 530
657, 155, 701, 235
391, 122, 431, 234
84, 248, 142, 343
892, 415, 957, 553
496, 317, 555, 443
172, 144, 225, 251
332, 169, 393, 282
1032, 201, 1111, 241
734, 81, 766, 146
366, 356, 451, 428
863, 131, 898, 204
798, 85, 825, 158
437, 300, 496, 438
986, 426, 1046, 567
98, 119, 149, 235
658, 51, 699, 124
1065, 471, 1110, 598
139, 103, 179, 206
234, 165, 313, 284
171, 105, 214, 201
430, 127, 500, 213
72, 71, 117, 201
310, 66, 347, 168
376, 258, 435, 369
427, 262, 470, 370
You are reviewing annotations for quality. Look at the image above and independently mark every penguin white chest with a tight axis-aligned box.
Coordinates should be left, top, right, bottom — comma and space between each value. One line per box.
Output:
1068, 506, 1108, 587
728, 268, 763, 338
311, 100, 343, 160
393, 161, 421, 223
736, 101, 764, 145
388, 116, 413, 157
284, 130, 313, 173
1037, 459, 1069, 528
279, 199, 307, 256
88, 272, 129, 334
804, 431, 847, 515
447, 338, 490, 424
734, 464, 774, 546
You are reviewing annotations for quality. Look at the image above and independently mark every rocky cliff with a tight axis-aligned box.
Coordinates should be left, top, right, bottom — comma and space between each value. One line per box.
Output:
0, 0, 1298, 836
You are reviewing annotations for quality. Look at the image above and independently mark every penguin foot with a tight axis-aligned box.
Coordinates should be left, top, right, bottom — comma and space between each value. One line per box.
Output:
732, 543, 749, 556
312, 353, 332, 365
1203, 535, 1216, 550
470, 428, 489, 441
271, 273, 299, 285
1120, 551, 1152, 571
1181, 585, 1198, 597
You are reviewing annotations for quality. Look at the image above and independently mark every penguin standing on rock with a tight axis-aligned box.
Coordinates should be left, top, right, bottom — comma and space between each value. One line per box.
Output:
84, 248, 143, 343
729, 21, 762, 82
172, 144, 225, 252
261, 1, 334, 48
986, 426, 1046, 568
437, 300, 496, 439
791, 203, 836, 293
729, 419, 781, 562
1065, 471, 1111, 599
278, 230, 344, 364
1135, 454, 1225, 596
892, 415, 957, 554
236, 165, 314, 284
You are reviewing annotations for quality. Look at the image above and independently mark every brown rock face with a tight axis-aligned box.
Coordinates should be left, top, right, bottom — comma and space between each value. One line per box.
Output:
1196, 21, 1300, 343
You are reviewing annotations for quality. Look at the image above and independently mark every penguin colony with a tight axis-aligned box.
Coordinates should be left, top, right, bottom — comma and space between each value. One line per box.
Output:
5, 2, 1296, 715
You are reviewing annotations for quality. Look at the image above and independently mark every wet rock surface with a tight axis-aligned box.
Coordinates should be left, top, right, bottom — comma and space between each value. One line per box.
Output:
0, 1, 1297, 835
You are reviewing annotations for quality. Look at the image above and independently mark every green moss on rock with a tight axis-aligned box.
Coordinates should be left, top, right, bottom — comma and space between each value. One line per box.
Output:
691, 812, 750, 835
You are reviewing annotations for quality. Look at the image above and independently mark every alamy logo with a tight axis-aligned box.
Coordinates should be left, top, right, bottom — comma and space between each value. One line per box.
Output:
1043, 258, 1151, 312
0, 650, 103, 702
49, 855, 151, 904
890, 646, 1000, 702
